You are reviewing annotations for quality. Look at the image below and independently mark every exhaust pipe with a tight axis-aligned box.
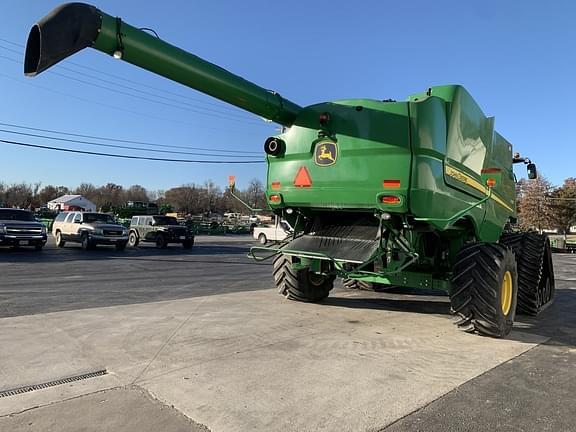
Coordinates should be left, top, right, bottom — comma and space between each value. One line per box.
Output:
24, 3, 102, 76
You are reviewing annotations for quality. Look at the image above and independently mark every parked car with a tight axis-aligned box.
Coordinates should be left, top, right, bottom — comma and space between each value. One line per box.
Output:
52, 211, 129, 250
253, 218, 293, 244
128, 215, 194, 249
0, 208, 47, 251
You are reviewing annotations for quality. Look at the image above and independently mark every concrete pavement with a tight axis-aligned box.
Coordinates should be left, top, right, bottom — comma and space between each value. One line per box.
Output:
0, 288, 545, 431
1, 387, 209, 432
0, 240, 573, 431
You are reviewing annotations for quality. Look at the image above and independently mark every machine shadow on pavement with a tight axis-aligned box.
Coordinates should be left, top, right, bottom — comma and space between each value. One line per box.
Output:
322, 293, 451, 316
510, 285, 576, 348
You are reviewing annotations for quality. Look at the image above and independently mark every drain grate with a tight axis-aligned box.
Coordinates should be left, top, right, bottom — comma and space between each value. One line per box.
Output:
0, 369, 107, 398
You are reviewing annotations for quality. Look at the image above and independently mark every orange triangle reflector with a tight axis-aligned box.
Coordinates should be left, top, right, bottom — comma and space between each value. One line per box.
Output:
293, 166, 312, 188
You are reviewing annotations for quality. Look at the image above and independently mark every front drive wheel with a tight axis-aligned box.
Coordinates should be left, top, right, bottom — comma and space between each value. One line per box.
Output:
155, 233, 168, 249
182, 239, 194, 249
450, 242, 518, 338
116, 241, 127, 251
273, 254, 334, 302
128, 231, 139, 248
34, 243, 44, 251
55, 231, 65, 248
81, 233, 95, 250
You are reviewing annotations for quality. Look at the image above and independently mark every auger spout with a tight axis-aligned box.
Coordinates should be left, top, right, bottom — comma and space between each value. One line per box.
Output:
24, 2, 302, 126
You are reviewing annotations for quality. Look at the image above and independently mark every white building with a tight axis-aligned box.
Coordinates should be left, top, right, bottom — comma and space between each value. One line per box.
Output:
47, 195, 96, 212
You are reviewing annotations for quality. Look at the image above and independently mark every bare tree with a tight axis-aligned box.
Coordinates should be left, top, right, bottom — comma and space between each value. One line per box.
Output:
164, 184, 201, 215
201, 180, 221, 214
549, 177, 576, 237
99, 183, 125, 209
244, 178, 266, 211
38, 185, 70, 205
125, 184, 149, 203
3, 183, 34, 208
517, 176, 554, 232
75, 183, 97, 202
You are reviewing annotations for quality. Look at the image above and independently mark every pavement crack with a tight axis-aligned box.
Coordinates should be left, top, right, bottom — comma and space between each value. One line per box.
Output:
131, 295, 214, 384
0, 386, 120, 419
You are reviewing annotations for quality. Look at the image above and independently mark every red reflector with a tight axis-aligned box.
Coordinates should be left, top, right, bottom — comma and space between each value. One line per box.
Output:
293, 166, 312, 187
381, 195, 401, 204
486, 178, 497, 187
269, 194, 281, 203
481, 168, 502, 174
383, 180, 401, 188
271, 181, 281, 190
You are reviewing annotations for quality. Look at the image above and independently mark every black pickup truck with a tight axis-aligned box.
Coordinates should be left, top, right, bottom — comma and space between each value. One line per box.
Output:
0, 208, 48, 251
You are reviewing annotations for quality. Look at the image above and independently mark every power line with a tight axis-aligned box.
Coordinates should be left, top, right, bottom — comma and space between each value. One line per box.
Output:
0, 71, 267, 137
0, 121, 261, 154
0, 128, 259, 158
0, 138, 265, 164
0, 43, 21, 56
0, 53, 264, 125
47, 68, 263, 125
0, 37, 23, 48
55, 64, 257, 121
0, 39, 256, 117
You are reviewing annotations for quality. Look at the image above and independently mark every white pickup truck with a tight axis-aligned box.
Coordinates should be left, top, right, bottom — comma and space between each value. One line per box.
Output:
253, 218, 293, 244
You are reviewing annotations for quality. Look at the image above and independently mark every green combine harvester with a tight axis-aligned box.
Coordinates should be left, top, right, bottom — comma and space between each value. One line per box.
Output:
25, 3, 554, 337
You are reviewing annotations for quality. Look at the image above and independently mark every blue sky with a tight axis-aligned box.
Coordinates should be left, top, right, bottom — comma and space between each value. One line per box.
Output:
0, 1, 574, 191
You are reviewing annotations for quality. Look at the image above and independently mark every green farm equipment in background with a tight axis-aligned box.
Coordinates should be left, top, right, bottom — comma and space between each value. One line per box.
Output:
25, 3, 554, 337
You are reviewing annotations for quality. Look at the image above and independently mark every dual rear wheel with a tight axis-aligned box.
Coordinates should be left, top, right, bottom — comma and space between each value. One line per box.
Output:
500, 233, 555, 315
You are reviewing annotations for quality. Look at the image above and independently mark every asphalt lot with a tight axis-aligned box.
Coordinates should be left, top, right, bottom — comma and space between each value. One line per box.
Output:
0, 235, 271, 318
0, 236, 575, 431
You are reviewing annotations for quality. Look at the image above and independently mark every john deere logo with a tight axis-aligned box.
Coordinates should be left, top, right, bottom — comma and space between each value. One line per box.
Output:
314, 141, 337, 166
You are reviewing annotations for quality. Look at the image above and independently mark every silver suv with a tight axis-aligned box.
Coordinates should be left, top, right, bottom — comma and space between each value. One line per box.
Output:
52, 211, 129, 250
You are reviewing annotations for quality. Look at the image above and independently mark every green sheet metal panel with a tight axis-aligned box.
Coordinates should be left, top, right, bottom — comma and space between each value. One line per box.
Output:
267, 100, 412, 211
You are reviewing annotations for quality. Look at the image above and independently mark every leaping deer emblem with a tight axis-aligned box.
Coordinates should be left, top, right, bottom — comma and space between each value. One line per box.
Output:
318, 144, 335, 163
315, 142, 337, 166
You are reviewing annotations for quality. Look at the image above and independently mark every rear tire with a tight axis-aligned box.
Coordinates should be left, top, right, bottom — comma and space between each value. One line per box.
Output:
128, 231, 139, 248
500, 233, 555, 315
258, 233, 267, 245
450, 242, 518, 338
273, 254, 334, 302
55, 231, 65, 248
